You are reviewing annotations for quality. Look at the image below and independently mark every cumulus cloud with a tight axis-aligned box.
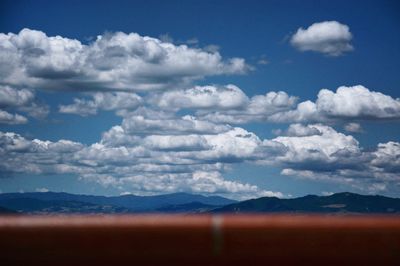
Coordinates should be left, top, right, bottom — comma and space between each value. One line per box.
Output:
204, 90, 297, 122
315, 85, 400, 119
270, 85, 400, 123
272, 124, 362, 168
267, 124, 400, 191
0, 85, 49, 123
121, 110, 231, 135
371, 142, 400, 173
290, 21, 353, 56
0, 131, 83, 175
59, 84, 400, 128
344, 122, 363, 133
0, 28, 249, 92
150, 84, 249, 111
59, 92, 142, 116
62, 84, 298, 124
1, 118, 399, 197
0, 127, 283, 199
0, 85, 35, 107
143, 135, 209, 151
0, 27, 398, 197
0, 110, 27, 124
188, 85, 400, 125
284, 123, 323, 137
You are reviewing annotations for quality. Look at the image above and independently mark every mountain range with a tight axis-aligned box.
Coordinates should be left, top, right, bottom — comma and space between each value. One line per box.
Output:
212, 192, 400, 214
0, 192, 235, 214
0, 191, 399, 214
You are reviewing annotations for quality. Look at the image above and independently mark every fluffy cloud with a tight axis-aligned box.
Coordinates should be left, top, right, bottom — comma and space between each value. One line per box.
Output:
150, 84, 249, 110
59, 92, 142, 116
0, 126, 282, 199
59, 84, 400, 128
1, 118, 399, 197
344, 122, 363, 133
371, 142, 400, 173
271, 124, 363, 172
0, 28, 249, 92
270, 85, 400, 123
290, 21, 353, 56
279, 123, 322, 137
0, 85, 49, 123
0, 110, 27, 124
121, 109, 231, 135
0, 85, 35, 107
201, 91, 297, 123
269, 124, 399, 191
0, 131, 83, 174
188, 85, 400, 125
0, 27, 398, 197
61, 84, 298, 124
143, 135, 209, 151
315, 85, 400, 119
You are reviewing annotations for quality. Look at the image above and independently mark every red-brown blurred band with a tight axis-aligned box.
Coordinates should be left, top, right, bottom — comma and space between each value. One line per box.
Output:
0, 214, 399, 265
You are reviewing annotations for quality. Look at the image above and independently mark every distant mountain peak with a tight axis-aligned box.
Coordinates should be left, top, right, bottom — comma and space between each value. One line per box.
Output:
212, 192, 400, 214
0, 191, 236, 214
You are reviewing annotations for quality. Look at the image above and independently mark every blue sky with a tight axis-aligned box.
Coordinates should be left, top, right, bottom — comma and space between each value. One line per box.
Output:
0, 0, 399, 199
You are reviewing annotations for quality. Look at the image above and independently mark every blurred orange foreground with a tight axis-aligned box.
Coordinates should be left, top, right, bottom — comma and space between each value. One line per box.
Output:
0, 214, 399, 265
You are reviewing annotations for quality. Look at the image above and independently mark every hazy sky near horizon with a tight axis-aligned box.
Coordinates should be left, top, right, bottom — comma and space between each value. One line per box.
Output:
0, 0, 399, 199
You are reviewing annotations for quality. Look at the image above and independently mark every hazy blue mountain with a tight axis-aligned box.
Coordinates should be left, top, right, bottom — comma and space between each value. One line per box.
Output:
212, 192, 400, 214
0, 192, 236, 213
0, 206, 16, 214
2, 191, 400, 214
0, 198, 131, 214
154, 201, 219, 213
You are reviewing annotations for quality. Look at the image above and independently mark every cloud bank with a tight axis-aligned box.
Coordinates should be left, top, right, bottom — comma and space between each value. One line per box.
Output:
0, 28, 249, 92
0, 28, 399, 198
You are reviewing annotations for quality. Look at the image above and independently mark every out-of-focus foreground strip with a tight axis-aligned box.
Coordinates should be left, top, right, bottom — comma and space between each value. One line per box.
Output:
0, 215, 399, 265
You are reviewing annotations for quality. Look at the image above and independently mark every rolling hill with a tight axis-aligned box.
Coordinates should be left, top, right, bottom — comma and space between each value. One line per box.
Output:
212, 192, 400, 214
1, 191, 400, 214
0, 192, 236, 214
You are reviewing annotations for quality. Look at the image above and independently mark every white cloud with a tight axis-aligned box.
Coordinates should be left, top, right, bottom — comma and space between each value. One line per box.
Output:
290, 21, 353, 56
371, 141, 400, 173
35, 187, 49, 192
270, 85, 400, 123
121, 112, 231, 135
0, 110, 27, 124
148, 84, 399, 126
272, 124, 361, 166
1, 119, 399, 197
150, 84, 249, 111
59, 92, 142, 116
267, 124, 400, 191
0, 85, 35, 107
316, 85, 400, 119
0, 132, 84, 175
268, 100, 319, 123
144, 135, 209, 151
0, 128, 283, 199
344, 122, 363, 133
0, 85, 49, 122
195, 89, 298, 124
285, 123, 322, 137
0, 28, 249, 92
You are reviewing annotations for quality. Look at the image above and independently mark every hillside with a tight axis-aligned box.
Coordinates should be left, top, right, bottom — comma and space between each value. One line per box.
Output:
0, 192, 236, 214
212, 192, 400, 214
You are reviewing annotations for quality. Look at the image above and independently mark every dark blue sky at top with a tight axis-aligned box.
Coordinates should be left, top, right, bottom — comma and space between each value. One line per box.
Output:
0, 0, 399, 197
